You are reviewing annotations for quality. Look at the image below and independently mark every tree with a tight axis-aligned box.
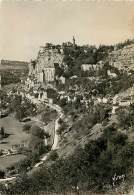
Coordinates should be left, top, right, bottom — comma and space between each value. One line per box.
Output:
0, 170, 5, 179
15, 105, 25, 121
15, 158, 32, 173
29, 136, 44, 155
0, 127, 5, 138
29, 125, 45, 155
117, 107, 134, 129
9, 95, 21, 113
49, 151, 59, 161
30, 125, 44, 139
23, 124, 31, 133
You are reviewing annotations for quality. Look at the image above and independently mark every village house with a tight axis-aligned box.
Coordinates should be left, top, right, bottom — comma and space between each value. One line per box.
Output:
70, 75, 78, 79
48, 98, 53, 105
81, 61, 104, 72
107, 70, 117, 78
112, 106, 119, 114
57, 76, 66, 84
112, 94, 133, 108
119, 98, 131, 107
113, 95, 119, 105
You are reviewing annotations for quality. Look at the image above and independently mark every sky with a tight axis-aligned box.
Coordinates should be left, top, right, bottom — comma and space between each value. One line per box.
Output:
0, 0, 134, 61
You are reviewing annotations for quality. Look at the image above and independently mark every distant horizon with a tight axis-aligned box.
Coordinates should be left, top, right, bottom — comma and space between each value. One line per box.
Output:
0, 0, 134, 61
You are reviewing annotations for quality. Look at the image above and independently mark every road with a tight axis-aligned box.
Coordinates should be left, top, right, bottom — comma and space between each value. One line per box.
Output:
34, 103, 63, 166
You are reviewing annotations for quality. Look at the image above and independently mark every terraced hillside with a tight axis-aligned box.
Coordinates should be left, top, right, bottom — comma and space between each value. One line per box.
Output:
109, 44, 134, 71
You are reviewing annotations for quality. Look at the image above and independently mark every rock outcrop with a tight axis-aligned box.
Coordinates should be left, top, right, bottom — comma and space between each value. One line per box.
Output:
28, 44, 64, 84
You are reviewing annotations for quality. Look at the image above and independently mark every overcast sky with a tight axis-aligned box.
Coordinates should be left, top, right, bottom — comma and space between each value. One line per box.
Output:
0, 0, 134, 61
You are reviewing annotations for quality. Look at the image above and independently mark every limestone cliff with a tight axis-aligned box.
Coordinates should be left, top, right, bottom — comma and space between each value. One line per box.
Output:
37, 46, 64, 70
29, 45, 64, 84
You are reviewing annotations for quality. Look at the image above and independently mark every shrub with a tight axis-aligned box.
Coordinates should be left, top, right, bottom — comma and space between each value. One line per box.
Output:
49, 151, 59, 161
7, 131, 134, 193
23, 123, 31, 133
58, 118, 63, 125
29, 125, 45, 155
29, 136, 44, 155
41, 110, 57, 123
0, 170, 5, 179
57, 121, 67, 135
30, 125, 44, 138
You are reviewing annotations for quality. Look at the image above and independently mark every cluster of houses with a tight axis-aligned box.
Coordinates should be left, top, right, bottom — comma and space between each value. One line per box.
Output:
6, 82, 53, 108
13, 58, 133, 116
57, 82, 134, 114
4, 59, 134, 118
2, 39, 134, 122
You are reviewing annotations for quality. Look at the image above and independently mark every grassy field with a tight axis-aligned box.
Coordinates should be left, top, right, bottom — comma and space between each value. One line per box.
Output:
0, 116, 29, 169
0, 116, 30, 150
0, 154, 26, 170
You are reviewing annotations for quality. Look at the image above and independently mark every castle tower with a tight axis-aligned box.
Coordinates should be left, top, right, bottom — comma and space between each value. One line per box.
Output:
0, 74, 1, 89
73, 36, 76, 47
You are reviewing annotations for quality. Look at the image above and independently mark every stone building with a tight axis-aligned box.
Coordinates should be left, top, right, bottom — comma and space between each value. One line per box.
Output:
81, 61, 104, 72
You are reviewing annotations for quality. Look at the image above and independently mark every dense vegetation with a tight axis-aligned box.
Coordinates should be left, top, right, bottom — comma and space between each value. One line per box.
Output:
115, 39, 134, 50
4, 126, 134, 194
8, 125, 50, 176
9, 95, 37, 121
53, 44, 114, 78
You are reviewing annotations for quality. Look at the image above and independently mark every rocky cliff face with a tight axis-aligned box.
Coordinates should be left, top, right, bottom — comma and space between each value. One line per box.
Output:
36, 47, 64, 71
109, 44, 134, 71
29, 45, 64, 83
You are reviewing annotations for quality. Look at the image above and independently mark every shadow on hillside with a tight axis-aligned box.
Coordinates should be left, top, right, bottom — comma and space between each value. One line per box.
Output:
0, 133, 13, 144
4, 133, 13, 138
0, 141, 8, 144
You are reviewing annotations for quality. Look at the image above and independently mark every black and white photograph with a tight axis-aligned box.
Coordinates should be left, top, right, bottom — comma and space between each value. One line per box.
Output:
0, 0, 134, 194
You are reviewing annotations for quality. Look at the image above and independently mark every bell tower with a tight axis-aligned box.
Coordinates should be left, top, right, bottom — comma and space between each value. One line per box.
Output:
73, 36, 76, 47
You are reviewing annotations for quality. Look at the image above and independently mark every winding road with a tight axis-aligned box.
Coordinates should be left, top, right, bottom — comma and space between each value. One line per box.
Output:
34, 103, 63, 167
